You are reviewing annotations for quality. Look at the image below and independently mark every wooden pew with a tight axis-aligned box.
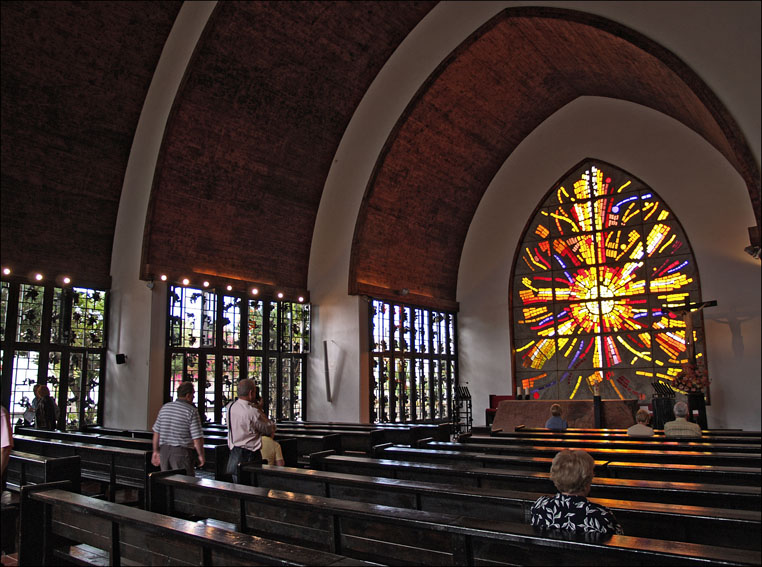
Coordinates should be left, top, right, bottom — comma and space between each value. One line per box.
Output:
468, 434, 762, 453
12, 435, 157, 506
243, 464, 761, 550
513, 426, 762, 438
310, 453, 762, 511
273, 432, 342, 464
274, 428, 386, 455
148, 472, 761, 566
277, 420, 451, 444
491, 430, 761, 445
19, 482, 370, 566
414, 440, 762, 468
15, 427, 230, 479
2, 451, 80, 555
375, 445, 762, 486
78, 425, 300, 475
5, 451, 81, 494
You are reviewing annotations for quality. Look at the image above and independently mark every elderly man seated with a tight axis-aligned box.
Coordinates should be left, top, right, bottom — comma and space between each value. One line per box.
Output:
664, 401, 702, 438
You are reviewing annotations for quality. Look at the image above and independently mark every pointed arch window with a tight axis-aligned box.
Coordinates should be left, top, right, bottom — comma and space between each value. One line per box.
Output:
511, 160, 707, 401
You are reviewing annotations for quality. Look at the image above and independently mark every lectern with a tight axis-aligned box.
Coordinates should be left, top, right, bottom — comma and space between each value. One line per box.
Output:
651, 380, 675, 429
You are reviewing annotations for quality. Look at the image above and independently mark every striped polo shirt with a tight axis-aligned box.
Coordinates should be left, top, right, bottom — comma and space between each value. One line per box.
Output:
152, 399, 203, 448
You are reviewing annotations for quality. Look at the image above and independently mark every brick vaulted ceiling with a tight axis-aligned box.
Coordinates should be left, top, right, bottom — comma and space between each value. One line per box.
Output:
1, 1, 183, 288
142, 1, 438, 298
350, 7, 760, 311
2, 3, 759, 308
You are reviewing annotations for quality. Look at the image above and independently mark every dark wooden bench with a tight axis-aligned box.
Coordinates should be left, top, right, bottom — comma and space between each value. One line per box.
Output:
513, 426, 762, 438
274, 427, 386, 455
415, 440, 762, 468
310, 453, 762, 511
273, 432, 342, 463
12, 435, 157, 506
375, 445, 762, 484
243, 464, 761, 550
469, 433, 762, 452
148, 472, 761, 565
5, 450, 81, 494
277, 420, 452, 442
19, 482, 370, 566
491, 429, 762, 445
16, 426, 230, 479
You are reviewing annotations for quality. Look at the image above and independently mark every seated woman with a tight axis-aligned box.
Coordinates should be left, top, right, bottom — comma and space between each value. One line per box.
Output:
544, 403, 568, 431
530, 449, 623, 536
627, 408, 654, 437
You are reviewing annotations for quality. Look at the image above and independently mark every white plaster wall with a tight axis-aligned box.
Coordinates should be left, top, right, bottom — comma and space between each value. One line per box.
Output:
106, 2, 216, 429
458, 97, 761, 430
105, 1, 759, 427
307, 1, 759, 424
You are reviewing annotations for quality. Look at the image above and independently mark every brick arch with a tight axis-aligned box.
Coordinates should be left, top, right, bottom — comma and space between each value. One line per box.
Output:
349, 6, 759, 311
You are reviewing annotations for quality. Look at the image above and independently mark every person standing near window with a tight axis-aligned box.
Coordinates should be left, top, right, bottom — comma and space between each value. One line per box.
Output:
34, 385, 57, 430
151, 381, 205, 476
226, 379, 274, 482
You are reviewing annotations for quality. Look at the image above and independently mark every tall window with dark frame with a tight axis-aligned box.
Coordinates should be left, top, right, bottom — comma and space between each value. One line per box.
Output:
369, 298, 457, 423
166, 285, 309, 422
1, 280, 107, 429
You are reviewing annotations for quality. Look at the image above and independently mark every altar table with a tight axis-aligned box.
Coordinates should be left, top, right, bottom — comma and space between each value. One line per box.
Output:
491, 399, 639, 432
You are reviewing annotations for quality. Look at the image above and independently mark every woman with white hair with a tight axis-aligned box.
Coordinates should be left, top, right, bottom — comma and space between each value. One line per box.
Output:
627, 408, 654, 437
530, 449, 623, 536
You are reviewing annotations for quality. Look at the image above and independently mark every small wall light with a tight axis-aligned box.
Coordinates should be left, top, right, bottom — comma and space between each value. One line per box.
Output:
203, 281, 210, 288
35, 273, 44, 281
251, 288, 259, 295
226, 285, 233, 291
62, 277, 71, 285
298, 296, 304, 303
160, 274, 168, 281
181, 278, 190, 285
2, 268, 10, 275
277, 292, 284, 299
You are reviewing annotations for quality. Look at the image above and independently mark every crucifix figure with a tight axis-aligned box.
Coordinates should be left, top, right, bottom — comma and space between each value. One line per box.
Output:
664, 299, 717, 364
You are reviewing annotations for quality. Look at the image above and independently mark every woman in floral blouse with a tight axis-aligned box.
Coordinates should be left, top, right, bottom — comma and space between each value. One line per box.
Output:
530, 449, 623, 536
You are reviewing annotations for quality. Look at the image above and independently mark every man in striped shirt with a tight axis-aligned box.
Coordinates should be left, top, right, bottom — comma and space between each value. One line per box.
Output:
151, 381, 205, 475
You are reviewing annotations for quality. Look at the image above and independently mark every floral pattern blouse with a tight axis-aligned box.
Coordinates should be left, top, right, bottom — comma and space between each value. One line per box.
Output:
530, 493, 623, 536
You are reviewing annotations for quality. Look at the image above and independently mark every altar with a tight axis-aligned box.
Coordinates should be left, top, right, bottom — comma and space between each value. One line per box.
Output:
491, 398, 639, 432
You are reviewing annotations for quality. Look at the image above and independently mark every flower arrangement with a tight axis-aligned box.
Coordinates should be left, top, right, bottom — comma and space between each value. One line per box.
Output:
672, 362, 710, 393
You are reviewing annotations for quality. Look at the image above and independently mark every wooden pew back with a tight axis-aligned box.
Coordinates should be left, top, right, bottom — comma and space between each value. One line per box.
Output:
311, 453, 762, 511
148, 472, 761, 565
20, 482, 370, 566
244, 464, 761, 550
5, 451, 81, 494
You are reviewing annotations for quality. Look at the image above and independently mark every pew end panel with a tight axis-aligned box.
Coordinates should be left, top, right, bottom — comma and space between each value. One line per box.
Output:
19, 480, 77, 566
310, 449, 338, 470
6, 451, 81, 495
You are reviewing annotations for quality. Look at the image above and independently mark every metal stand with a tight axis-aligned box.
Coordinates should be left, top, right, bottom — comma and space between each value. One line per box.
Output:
453, 386, 472, 437
651, 380, 676, 430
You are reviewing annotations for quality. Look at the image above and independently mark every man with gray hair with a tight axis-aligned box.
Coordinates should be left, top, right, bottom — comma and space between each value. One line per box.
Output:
226, 378, 274, 482
151, 381, 205, 475
663, 400, 702, 438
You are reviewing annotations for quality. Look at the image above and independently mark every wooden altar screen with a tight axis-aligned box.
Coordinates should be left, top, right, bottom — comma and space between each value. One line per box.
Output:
491, 399, 639, 432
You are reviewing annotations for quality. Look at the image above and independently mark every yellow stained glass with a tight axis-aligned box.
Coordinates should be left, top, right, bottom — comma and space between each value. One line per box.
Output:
513, 161, 705, 401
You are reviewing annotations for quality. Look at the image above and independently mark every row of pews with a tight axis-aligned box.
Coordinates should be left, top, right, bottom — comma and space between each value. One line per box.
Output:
6, 420, 761, 565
